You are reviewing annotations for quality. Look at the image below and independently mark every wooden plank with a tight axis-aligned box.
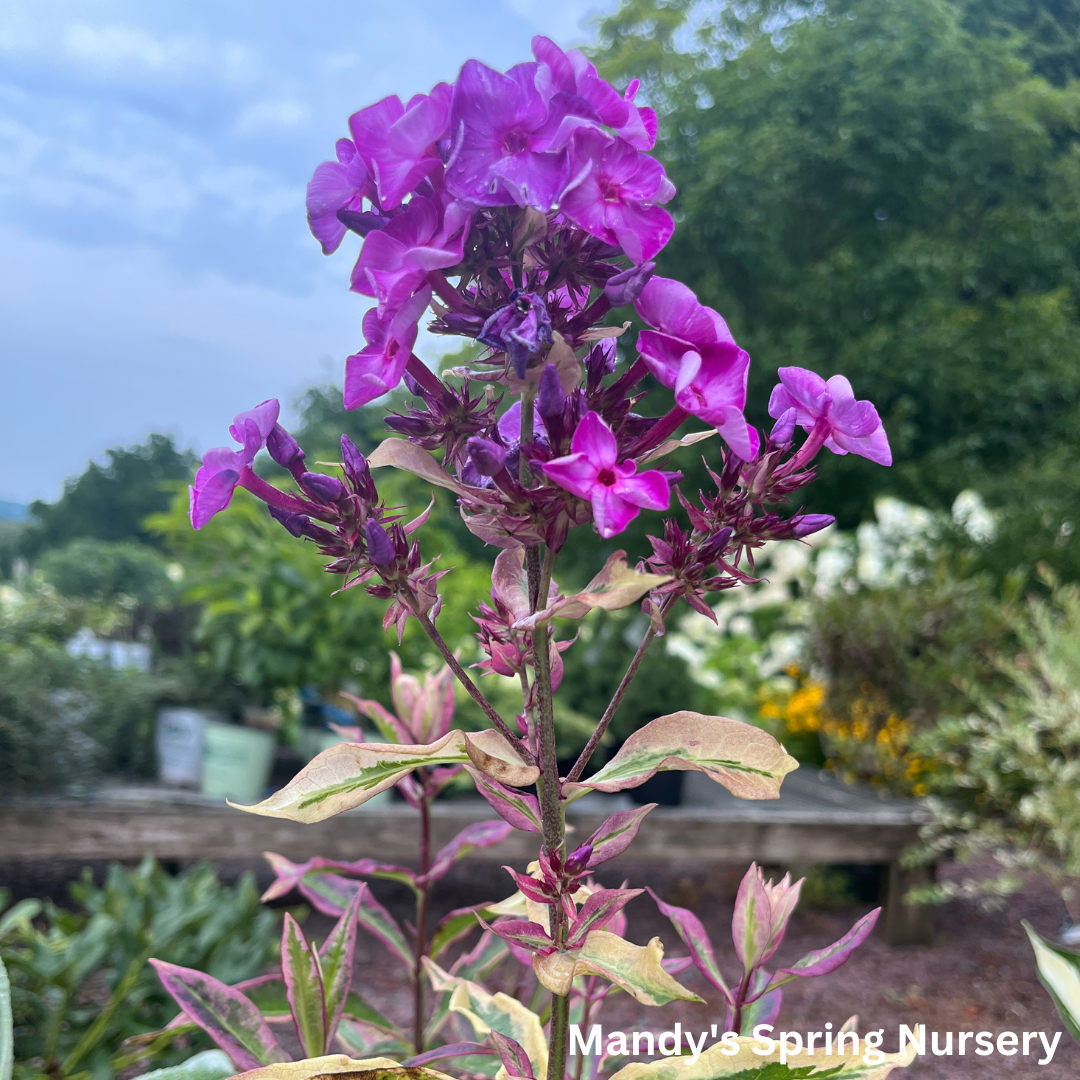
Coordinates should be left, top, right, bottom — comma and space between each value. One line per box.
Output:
0, 799, 918, 866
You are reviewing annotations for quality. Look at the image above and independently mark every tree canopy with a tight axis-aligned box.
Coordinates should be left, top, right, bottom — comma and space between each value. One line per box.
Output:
593, 0, 1080, 577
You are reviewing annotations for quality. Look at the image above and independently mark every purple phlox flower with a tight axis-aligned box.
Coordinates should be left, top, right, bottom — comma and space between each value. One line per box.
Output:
445, 59, 575, 210
348, 86, 452, 211
344, 286, 431, 409
497, 400, 548, 444
351, 195, 469, 310
306, 139, 371, 255
466, 437, 508, 477
768, 367, 892, 467
634, 276, 759, 460
560, 127, 675, 264
540, 411, 670, 538
365, 519, 395, 565
478, 291, 553, 378
531, 36, 657, 150
189, 399, 279, 529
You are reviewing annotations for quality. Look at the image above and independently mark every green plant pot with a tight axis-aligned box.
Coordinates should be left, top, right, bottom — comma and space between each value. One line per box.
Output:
201, 722, 276, 803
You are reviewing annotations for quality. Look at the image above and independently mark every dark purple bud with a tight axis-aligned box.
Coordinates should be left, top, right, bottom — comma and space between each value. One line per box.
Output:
565, 844, 593, 876
585, 339, 617, 383
440, 312, 487, 336
266, 424, 305, 471
365, 519, 395, 565
604, 261, 656, 307
467, 437, 507, 477
537, 363, 565, 418
791, 513, 835, 538
769, 407, 797, 447
403, 370, 425, 396
341, 435, 377, 500
301, 471, 346, 504
699, 526, 734, 563
337, 208, 390, 236
478, 291, 553, 379
268, 504, 307, 537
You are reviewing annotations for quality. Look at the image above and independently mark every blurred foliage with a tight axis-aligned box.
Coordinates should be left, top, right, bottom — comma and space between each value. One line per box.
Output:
37, 540, 178, 608
911, 573, 1080, 914
18, 437, 195, 560
0, 859, 280, 1080
0, 581, 189, 791
592, 0, 1080, 581
805, 560, 1014, 793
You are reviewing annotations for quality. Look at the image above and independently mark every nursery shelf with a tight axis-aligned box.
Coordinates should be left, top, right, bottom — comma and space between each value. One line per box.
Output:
0, 768, 931, 944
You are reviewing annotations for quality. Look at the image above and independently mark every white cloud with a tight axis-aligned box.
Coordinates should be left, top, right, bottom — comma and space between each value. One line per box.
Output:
234, 99, 309, 136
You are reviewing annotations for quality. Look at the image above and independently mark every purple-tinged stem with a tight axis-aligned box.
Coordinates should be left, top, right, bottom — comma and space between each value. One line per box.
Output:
605, 357, 649, 398
413, 608, 534, 765
237, 467, 318, 517
426, 270, 468, 313
406, 353, 447, 399
621, 406, 690, 463
412, 773, 432, 1053
566, 592, 678, 784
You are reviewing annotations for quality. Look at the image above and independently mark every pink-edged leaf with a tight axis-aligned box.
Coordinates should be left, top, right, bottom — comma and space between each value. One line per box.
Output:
732, 863, 773, 971
579, 712, 798, 801
662, 956, 694, 975
465, 767, 542, 833
420, 820, 513, 884
566, 889, 643, 949
318, 890, 361, 1049
263, 853, 417, 912
338, 691, 412, 743
280, 913, 326, 1058
402, 1043, 496, 1067
355, 883, 415, 971
295, 871, 362, 917
490, 1029, 536, 1079
486, 918, 556, 955
585, 804, 656, 867
739, 968, 782, 1035
768, 907, 880, 986
429, 904, 496, 961
491, 547, 532, 623
647, 887, 732, 1000
502, 866, 555, 904
148, 959, 287, 1070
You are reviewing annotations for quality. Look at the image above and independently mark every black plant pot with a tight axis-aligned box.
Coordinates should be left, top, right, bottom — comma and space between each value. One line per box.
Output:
629, 770, 683, 806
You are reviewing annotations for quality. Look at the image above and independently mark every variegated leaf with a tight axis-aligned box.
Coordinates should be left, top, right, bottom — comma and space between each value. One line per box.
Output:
585, 805, 656, 867
574, 713, 798, 801
463, 730, 538, 787
647, 888, 732, 1000
465, 768, 542, 833
281, 914, 326, 1058
428, 904, 495, 961
1024, 920, 1080, 1042
320, 892, 362, 1049
231, 732, 470, 822
566, 890, 643, 949
149, 960, 288, 1070
533, 932, 703, 1006
422, 820, 513, 884
368, 438, 502, 506
607, 1034, 918, 1080
766, 908, 880, 991
232, 1056, 454, 1080
424, 960, 548, 1079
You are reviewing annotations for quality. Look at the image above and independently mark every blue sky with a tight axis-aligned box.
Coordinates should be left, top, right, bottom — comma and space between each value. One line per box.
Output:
0, 0, 617, 504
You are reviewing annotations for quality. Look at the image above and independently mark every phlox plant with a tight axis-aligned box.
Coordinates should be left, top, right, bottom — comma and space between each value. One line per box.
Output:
158, 36, 910, 1080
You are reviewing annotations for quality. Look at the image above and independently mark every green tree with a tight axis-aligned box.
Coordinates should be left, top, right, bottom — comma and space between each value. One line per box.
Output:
21, 436, 195, 557
593, 0, 1080, 578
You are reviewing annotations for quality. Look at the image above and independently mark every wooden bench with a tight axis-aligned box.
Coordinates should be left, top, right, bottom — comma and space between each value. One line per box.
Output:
0, 768, 931, 944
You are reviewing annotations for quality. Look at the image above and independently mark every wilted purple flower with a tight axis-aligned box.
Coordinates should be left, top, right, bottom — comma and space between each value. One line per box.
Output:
365, 519, 395, 565
445, 59, 572, 210
561, 128, 675, 264
768, 407, 797, 448
189, 399, 279, 530
478, 291, 553, 379
635, 276, 758, 460
351, 195, 469, 310
541, 411, 670, 538
344, 286, 430, 409
348, 86, 452, 210
769, 367, 892, 467
306, 139, 369, 255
